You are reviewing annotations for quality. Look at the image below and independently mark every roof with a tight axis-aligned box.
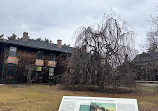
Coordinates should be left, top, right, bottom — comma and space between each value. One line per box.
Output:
133, 51, 158, 63
0, 39, 73, 53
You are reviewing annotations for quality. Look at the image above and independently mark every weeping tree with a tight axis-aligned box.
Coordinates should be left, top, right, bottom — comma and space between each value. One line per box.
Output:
62, 15, 136, 89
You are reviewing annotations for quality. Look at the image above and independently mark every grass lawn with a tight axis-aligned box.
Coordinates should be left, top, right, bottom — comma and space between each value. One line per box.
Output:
0, 84, 157, 111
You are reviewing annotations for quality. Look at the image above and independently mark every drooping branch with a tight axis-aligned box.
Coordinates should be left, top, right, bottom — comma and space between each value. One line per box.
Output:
62, 15, 137, 89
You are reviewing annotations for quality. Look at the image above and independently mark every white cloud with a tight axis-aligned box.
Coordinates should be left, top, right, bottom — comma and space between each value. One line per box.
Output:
0, 0, 158, 52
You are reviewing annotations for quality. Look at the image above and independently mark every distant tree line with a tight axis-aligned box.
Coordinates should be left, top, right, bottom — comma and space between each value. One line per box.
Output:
0, 33, 52, 43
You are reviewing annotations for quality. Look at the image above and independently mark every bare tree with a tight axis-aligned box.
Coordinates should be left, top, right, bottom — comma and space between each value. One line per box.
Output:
146, 15, 158, 52
62, 15, 136, 90
24, 64, 35, 84
17, 52, 35, 84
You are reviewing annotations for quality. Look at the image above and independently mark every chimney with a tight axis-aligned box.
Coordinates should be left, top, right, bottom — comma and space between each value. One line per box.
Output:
57, 39, 62, 48
23, 32, 29, 42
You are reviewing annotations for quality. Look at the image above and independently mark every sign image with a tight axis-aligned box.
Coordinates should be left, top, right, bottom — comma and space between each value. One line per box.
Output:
79, 103, 116, 111
90, 102, 115, 111
79, 105, 90, 111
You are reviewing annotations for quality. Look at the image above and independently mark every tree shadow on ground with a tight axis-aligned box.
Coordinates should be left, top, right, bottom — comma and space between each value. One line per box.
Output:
60, 85, 136, 94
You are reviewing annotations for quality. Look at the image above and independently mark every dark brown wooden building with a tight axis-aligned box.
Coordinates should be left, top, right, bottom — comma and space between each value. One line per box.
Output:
0, 32, 73, 84
133, 52, 158, 81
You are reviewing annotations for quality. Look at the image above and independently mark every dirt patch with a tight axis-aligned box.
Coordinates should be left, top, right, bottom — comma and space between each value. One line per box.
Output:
2, 108, 12, 111
0, 102, 5, 106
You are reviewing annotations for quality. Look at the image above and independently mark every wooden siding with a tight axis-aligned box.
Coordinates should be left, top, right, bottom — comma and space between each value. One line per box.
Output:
0, 41, 67, 83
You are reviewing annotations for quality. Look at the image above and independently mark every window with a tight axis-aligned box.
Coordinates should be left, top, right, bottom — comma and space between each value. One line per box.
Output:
7, 63, 16, 76
36, 66, 42, 71
49, 67, 54, 76
36, 66, 42, 76
37, 51, 43, 59
9, 46, 17, 56
50, 52, 55, 61
0, 47, 2, 57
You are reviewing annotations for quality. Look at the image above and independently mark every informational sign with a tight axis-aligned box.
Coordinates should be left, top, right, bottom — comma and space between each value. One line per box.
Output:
47, 61, 56, 67
58, 96, 139, 111
35, 59, 44, 66
6, 56, 19, 64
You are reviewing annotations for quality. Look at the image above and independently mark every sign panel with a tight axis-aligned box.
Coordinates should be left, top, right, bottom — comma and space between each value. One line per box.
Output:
35, 59, 44, 66
59, 96, 139, 111
47, 61, 56, 67
6, 56, 19, 64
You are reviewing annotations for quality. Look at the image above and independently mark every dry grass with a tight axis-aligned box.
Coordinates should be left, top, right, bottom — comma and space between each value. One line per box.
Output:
136, 83, 158, 94
0, 84, 157, 111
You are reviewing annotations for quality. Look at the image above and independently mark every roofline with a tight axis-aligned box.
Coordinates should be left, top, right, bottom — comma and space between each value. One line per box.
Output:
0, 40, 73, 54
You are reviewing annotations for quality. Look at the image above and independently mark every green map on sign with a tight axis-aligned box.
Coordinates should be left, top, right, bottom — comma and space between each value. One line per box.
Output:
79, 105, 90, 111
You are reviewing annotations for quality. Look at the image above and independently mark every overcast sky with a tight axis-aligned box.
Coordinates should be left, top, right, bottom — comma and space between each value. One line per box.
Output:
0, 0, 158, 53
